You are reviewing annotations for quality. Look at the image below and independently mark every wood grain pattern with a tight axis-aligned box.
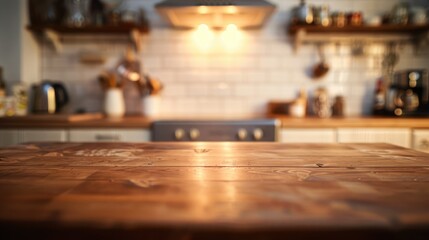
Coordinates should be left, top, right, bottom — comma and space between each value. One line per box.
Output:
0, 113, 103, 123
0, 116, 153, 129
0, 142, 429, 239
270, 116, 429, 128
1, 116, 429, 129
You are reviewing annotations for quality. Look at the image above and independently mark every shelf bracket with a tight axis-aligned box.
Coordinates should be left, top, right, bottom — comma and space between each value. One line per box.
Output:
293, 28, 306, 53
43, 29, 63, 53
130, 29, 142, 53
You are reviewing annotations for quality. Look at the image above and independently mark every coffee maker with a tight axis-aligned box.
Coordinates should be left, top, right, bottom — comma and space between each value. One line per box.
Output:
385, 69, 429, 117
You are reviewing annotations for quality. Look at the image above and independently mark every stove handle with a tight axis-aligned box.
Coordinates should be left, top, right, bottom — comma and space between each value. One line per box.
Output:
237, 128, 248, 141
189, 128, 200, 141
253, 128, 264, 141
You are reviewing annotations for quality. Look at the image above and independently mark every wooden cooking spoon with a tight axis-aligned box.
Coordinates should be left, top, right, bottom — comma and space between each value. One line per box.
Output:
312, 43, 330, 79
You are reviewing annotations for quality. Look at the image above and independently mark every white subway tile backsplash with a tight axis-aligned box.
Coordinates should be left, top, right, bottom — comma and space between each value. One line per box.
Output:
163, 56, 189, 69
233, 84, 256, 97
143, 56, 162, 69
162, 83, 187, 97
187, 83, 209, 97
242, 70, 267, 83
209, 82, 233, 97
258, 56, 281, 70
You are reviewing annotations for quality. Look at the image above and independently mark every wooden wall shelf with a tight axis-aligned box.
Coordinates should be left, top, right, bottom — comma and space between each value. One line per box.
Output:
28, 24, 149, 34
289, 24, 429, 34
288, 24, 429, 52
27, 23, 150, 52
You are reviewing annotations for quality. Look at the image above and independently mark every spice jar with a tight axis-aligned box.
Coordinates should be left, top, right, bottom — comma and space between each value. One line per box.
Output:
348, 11, 363, 26
313, 6, 330, 26
331, 11, 347, 27
391, 3, 409, 25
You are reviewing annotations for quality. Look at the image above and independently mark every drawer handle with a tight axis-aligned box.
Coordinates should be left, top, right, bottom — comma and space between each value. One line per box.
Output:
95, 134, 121, 141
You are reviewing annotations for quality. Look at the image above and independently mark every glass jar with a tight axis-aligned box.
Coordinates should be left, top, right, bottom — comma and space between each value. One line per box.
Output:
331, 11, 346, 27
64, 0, 91, 27
348, 11, 363, 26
391, 3, 409, 25
312, 87, 331, 118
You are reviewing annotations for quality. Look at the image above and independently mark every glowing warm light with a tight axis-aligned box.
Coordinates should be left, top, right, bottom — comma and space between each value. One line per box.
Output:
197, 6, 209, 14
226, 6, 238, 14
221, 24, 242, 52
193, 24, 215, 52
225, 24, 238, 32
128, 72, 140, 81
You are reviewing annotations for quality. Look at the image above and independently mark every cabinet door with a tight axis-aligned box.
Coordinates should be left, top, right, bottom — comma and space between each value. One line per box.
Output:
280, 128, 336, 143
337, 128, 411, 148
0, 129, 67, 147
0, 130, 21, 147
413, 129, 429, 153
69, 129, 150, 142
19, 129, 68, 143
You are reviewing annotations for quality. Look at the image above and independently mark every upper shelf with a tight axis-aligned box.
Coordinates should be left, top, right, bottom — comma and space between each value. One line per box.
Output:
289, 24, 429, 34
288, 24, 429, 51
28, 23, 150, 52
28, 24, 149, 34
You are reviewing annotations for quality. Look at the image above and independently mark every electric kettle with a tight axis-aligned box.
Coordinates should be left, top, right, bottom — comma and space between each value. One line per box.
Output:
31, 81, 69, 114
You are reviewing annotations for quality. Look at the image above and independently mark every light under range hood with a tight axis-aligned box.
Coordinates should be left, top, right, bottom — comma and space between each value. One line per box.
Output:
155, 0, 276, 29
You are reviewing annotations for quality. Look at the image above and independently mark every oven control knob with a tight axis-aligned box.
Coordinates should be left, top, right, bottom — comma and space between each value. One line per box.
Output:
237, 128, 248, 141
189, 128, 200, 141
253, 128, 264, 141
174, 128, 185, 140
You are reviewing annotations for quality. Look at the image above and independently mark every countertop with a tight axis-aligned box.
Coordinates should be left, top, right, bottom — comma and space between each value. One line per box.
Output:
0, 114, 429, 129
273, 116, 429, 128
1, 142, 429, 239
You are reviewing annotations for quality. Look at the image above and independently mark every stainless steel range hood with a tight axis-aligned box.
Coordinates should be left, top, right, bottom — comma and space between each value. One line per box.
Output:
155, 0, 276, 29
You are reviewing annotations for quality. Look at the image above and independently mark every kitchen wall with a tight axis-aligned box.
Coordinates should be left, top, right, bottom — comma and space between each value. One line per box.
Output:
40, 0, 429, 117
0, 0, 40, 89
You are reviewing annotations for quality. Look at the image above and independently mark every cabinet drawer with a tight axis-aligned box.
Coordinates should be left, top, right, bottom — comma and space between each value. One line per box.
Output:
337, 128, 411, 148
0, 129, 67, 147
280, 128, 336, 143
69, 129, 150, 142
413, 129, 429, 153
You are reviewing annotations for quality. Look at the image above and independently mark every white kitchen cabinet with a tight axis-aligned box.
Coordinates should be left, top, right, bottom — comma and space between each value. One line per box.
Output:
0, 129, 67, 147
337, 128, 411, 148
69, 129, 150, 142
412, 129, 429, 153
0, 130, 21, 147
280, 128, 337, 143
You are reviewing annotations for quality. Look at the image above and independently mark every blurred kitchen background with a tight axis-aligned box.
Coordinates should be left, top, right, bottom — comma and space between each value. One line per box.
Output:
1, 0, 429, 117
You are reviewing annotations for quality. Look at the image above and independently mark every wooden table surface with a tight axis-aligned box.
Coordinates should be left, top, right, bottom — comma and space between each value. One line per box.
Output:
1, 142, 429, 240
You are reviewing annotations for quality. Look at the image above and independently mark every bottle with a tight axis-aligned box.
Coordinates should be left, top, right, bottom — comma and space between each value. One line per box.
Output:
332, 95, 345, 117
0, 66, 6, 97
297, 0, 314, 25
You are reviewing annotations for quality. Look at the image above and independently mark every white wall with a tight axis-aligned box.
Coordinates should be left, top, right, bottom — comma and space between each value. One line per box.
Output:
0, 0, 22, 90
0, 0, 40, 92
20, 0, 429, 116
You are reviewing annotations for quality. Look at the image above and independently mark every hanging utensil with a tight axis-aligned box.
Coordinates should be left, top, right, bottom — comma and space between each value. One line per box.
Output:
312, 43, 330, 79
117, 46, 141, 82
382, 42, 399, 75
